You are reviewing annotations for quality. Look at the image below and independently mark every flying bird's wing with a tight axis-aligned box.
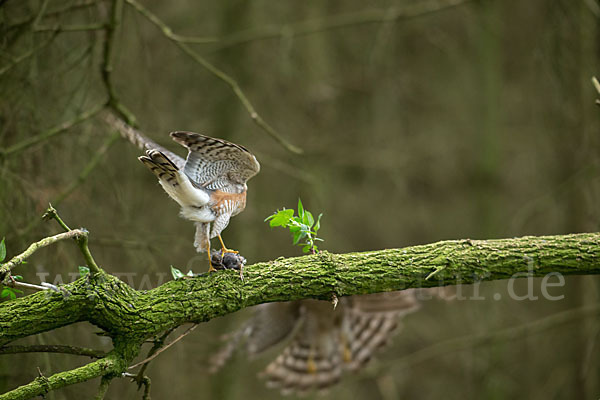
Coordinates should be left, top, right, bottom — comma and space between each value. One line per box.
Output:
209, 302, 302, 373
210, 291, 424, 395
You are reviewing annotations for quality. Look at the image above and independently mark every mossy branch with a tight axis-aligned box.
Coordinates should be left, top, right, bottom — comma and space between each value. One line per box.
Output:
0, 350, 129, 400
1, 232, 599, 345
0, 230, 89, 283
1, 232, 599, 399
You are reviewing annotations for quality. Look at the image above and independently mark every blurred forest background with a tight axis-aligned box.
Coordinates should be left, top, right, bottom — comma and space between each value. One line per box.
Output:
1, 0, 600, 398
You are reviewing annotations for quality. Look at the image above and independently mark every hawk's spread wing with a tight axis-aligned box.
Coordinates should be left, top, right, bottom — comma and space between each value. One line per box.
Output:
209, 291, 428, 394
170, 131, 260, 193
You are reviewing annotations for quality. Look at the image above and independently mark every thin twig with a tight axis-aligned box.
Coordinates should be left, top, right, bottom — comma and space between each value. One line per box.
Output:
6, 0, 98, 31
123, 373, 151, 399
134, 327, 176, 389
0, 345, 105, 359
20, 132, 120, 236
33, 23, 107, 32
0, 31, 59, 77
0, 230, 87, 282
52, 132, 120, 205
32, 0, 51, 27
125, 0, 302, 154
1, 103, 105, 157
42, 206, 101, 274
42, 204, 71, 232
102, 0, 137, 125
209, 0, 472, 52
7, 279, 49, 292
128, 324, 198, 369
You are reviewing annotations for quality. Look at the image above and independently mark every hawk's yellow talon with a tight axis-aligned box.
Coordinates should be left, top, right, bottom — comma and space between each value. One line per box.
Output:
218, 234, 239, 256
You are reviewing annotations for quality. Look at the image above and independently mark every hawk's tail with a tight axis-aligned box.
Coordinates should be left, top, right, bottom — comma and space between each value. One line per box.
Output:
103, 112, 185, 169
138, 150, 180, 188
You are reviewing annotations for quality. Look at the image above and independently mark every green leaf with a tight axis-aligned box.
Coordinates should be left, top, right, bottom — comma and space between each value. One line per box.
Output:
267, 209, 294, 228
304, 211, 314, 227
1, 287, 21, 300
292, 230, 307, 245
78, 266, 90, 277
288, 225, 301, 233
170, 266, 184, 280
297, 198, 304, 220
0, 238, 5, 263
302, 245, 311, 253
13, 275, 22, 281
268, 215, 288, 228
314, 213, 323, 233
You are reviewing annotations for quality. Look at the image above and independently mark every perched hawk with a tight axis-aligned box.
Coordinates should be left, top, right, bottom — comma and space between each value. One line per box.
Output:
210, 291, 423, 394
107, 114, 260, 271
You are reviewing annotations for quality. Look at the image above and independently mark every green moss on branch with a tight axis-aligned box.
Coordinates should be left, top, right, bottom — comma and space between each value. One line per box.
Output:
2, 233, 599, 348
1, 233, 599, 398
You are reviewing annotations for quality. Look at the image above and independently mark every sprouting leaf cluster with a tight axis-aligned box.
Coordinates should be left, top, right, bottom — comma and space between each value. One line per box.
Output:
265, 199, 323, 254
0, 238, 23, 300
79, 266, 90, 277
170, 265, 195, 280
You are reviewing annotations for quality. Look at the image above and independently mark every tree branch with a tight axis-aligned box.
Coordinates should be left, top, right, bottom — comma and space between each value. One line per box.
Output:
0, 344, 105, 359
101, 0, 136, 125
122, 373, 151, 399
94, 376, 113, 400
19, 133, 120, 237
0, 351, 130, 400
0, 103, 105, 157
6, 0, 98, 32
125, 0, 302, 154
209, 0, 472, 53
1, 233, 599, 347
0, 230, 88, 283
130, 327, 176, 389
128, 324, 198, 370
1, 232, 599, 398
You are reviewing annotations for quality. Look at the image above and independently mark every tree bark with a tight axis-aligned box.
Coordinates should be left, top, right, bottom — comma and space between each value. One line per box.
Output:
1, 232, 599, 399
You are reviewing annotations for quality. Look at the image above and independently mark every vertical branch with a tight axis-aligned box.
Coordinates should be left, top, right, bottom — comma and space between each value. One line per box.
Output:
94, 376, 113, 400
134, 327, 176, 388
101, 0, 136, 125
42, 205, 101, 274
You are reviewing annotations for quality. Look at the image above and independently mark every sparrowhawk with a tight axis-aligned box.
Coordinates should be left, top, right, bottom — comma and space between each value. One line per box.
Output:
108, 114, 259, 271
